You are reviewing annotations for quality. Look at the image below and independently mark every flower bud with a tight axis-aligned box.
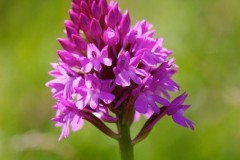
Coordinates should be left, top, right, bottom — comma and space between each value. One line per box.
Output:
58, 38, 75, 52
65, 25, 78, 39
105, 9, 117, 28
58, 50, 79, 67
79, 13, 90, 31
90, 18, 102, 36
80, 1, 90, 16
91, 1, 101, 19
69, 10, 79, 25
99, 0, 108, 15
119, 11, 130, 34
103, 27, 120, 46
72, 35, 87, 51
64, 20, 75, 29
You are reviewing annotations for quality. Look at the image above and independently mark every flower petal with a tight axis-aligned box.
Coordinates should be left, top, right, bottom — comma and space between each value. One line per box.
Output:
134, 95, 148, 113
149, 100, 160, 114
152, 95, 169, 106
171, 92, 188, 105
172, 113, 194, 130
81, 59, 93, 73
142, 52, 158, 67
99, 91, 115, 104
116, 71, 131, 86
71, 115, 84, 132
102, 58, 112, 66
93, 61, 102, 71
129, 71, 142, 84
59, 122, 70, 141
89, 94, 99, 109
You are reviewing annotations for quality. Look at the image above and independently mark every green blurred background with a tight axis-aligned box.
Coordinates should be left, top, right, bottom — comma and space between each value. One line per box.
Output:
0, 0, 240, 159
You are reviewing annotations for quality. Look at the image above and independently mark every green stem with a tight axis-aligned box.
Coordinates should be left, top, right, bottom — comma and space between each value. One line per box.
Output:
118, 122, 134, 160
117, 105, 134, 160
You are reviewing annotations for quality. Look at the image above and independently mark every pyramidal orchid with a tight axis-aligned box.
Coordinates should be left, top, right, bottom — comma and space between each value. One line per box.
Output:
46, 0, 194, 159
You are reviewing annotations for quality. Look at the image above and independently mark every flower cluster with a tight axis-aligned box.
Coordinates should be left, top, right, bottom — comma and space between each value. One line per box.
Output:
46, 0, 194, 141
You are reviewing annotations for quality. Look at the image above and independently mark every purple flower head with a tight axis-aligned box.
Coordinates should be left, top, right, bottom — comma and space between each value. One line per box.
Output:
47, 0, 194, 140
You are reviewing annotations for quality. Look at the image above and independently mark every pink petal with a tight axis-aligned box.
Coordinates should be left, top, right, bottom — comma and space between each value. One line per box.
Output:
71, 115, 84, 132
171, 92, 188, 105
101, 46, 109, 57
89, 94, 98, 109
93, 61, 102, 71
134, 95, 148, 113
102, 58, 112, 66
76, 100, 84, 110
59, 122, 70, 141
172, 113, 194, 130
129, 71, 142, 84
99, 91, 115, 104
81, 58, 93, 73
152, 95, 169, 106
116, 71, 131, 86
149, 100, 160, 114
142, 53, 158, 67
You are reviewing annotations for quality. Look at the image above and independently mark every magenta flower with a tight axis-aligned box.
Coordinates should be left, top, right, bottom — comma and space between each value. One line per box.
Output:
52, 100, 84, 140
134, 76, 170, 114
47, 0, 194, 159
166, 93, 194, 129
81, 44, 112, 72
113, 51, 148, 87
75, 74, 115, 110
